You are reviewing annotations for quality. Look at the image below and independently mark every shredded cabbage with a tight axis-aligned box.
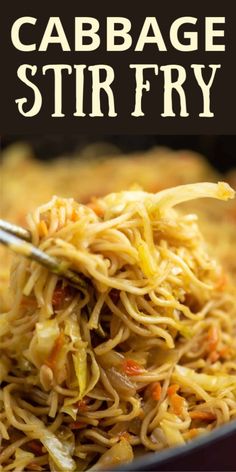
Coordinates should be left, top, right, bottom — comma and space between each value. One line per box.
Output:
138, 240, 157, 278
13, 448, 34, 470
160, 420, 185, 447
103, 182, 235, 216
173, 365, 236, 392
73, 349, 87, 399
27, 320, 60, 366
88, 439, 134, 470
60, 403, 78, 421
38, 427, 76, 471
65, 316, 82, 344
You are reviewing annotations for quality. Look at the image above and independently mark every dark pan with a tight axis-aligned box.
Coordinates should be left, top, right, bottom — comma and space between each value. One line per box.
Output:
116, 419, 236, 471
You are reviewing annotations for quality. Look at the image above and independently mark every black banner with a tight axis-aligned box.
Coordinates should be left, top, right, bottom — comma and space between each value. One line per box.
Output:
0, 0, 235, 134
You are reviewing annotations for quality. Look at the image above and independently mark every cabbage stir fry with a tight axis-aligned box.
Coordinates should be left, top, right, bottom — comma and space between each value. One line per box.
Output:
1, 182, 236, 471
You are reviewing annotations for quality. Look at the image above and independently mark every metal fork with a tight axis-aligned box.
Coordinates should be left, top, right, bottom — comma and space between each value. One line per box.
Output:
0, 219, 86, 289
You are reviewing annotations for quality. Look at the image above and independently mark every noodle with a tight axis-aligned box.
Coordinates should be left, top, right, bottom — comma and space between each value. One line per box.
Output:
1, 144, 236, 313
0, 181, 236, 471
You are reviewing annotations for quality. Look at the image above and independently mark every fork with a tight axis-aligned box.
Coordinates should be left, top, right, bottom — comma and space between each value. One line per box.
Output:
0, 219, 86, 289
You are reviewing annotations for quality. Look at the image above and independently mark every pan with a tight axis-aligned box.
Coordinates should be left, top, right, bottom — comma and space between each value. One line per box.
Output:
116, 419, 236, 471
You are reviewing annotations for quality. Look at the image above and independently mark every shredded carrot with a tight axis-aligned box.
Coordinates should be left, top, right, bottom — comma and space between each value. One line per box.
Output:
38, 220, 48, 237
122, 359, 143, 376
45, 332, 65, 370
150, 382, 162, 401
87, 199, 104, 217
118, 431, 131, 441
69, 421, 85, 430
208, 350, 220, 363
185, 428, 199, 439
27, 440, 43, 456
71, 209, 79, 222
219, 346, 231, 359
77, 398, 88, 411
207, 326, 219, 352
170, 393, 185, 416
190, 410, 216, 421
167, 384, 180, 396
215, 272, 228, 291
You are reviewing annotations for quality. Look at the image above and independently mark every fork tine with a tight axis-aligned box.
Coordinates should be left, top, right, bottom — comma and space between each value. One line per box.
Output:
0, 229, 86, 290
0, 219, 31, 242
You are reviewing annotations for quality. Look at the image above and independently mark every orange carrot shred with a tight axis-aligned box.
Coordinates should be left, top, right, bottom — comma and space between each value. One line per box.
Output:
45, 332, 64, 370
171, 393, 185, 416
118, 431, 131, 441
150, 382, 162, 401
122, 359, 143, 376
190, 410, 216, 421
87, 200, 104, 217
77, 399, 88, 411
208, 350, 220, 363
168, 384, 180, 396
215, 272, 228, 291
185, 428, 199, 439
71, 209, 79, 222
219, 346, 231, 359
69, 421, 84, 430
207, 326, 219, 352
38, 221, 48, 237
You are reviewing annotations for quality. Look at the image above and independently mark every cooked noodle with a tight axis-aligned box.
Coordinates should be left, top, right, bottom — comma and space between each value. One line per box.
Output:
1, 145, 236, 313
1, 182, 236, 471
